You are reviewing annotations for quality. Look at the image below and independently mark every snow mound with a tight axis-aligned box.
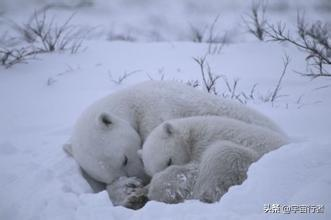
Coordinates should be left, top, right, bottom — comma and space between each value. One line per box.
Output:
1, 140, 329, 220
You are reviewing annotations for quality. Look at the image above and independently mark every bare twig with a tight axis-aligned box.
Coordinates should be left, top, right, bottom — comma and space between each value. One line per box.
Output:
46, 77, 57, 86
193, 56, 220, 95
186, 80, 200, 88
219, 75, 244, 103
190, 25, 205, 43
242, 0, 268, 41
0, 46, 38, 68
207, 15, 225, 55
270, 54, 290, 102
190, 15, 226, 54
109, 70, 141, 85
146, 72, 165, 81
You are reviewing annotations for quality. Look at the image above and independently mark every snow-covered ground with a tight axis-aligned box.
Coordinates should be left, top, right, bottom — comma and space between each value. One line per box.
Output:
0, 1, 330, 220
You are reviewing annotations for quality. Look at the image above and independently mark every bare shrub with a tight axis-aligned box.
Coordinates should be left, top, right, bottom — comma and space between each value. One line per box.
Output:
207, 15, 227, 55
190, 25, 205, 43
243, 3, 330, 78
193, 56, 220, 95
1, 10, 88, 68
193, 55, 254, 103
15, 11, 85, 53
242, 0, 268, 41
219, 76, 245, 103
0, 47, 38, 68
192, 55, 291, 105
190, 15, 227, 55
266, 14, 331, 78
240, 83, 259, 103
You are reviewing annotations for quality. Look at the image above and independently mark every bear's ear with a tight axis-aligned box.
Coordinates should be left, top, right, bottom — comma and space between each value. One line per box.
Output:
163, 122, 176, 136
63, 143, 73, 156
97, 113, 113, 128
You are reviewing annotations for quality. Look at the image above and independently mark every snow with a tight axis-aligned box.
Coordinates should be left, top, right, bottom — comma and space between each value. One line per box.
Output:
0, 0, 331, 220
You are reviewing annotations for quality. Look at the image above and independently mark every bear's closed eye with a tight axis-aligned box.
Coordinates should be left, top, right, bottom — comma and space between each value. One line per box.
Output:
167, 158, 172, 167
123, 155, 128, 166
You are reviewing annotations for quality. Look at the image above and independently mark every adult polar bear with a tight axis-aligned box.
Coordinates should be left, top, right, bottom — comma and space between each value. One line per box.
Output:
65, 80, 283, 206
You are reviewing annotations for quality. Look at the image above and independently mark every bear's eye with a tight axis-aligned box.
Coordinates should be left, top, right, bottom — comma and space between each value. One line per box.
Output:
122, 155, 128, 166
167, 158, 172, 167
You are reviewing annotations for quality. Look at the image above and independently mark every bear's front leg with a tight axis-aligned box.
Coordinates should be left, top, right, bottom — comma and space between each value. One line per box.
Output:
193, 141, 258, 203
106, 176, 148, 209
148, 163, 199, 204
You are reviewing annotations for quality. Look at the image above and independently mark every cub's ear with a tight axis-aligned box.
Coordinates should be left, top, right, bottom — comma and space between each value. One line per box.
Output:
137, 149, 142, 159
163, 122, 176, 136
63, 143, 73, 156
97, 112, 113, 128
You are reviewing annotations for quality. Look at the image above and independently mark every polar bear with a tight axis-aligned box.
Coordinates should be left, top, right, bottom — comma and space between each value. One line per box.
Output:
65, 81, 283, 206
141, 116, 288, 203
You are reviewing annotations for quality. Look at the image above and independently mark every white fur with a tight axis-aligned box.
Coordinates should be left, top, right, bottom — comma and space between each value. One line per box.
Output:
148, 163, 199, 204
66, 81, 284, 201
193, 141, 259, 202
142, 116, 288, 203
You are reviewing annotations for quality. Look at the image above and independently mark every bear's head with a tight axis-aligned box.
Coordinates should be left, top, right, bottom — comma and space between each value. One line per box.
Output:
68, 111, 149, 184
140, 122, 190, 177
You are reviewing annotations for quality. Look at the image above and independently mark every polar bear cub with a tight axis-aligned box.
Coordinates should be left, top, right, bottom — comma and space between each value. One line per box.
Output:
141, 116, 288, 203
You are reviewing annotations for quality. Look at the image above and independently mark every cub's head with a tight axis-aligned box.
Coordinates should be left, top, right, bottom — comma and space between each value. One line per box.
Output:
140, 122, 190, 177
68, 111, 148, 184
